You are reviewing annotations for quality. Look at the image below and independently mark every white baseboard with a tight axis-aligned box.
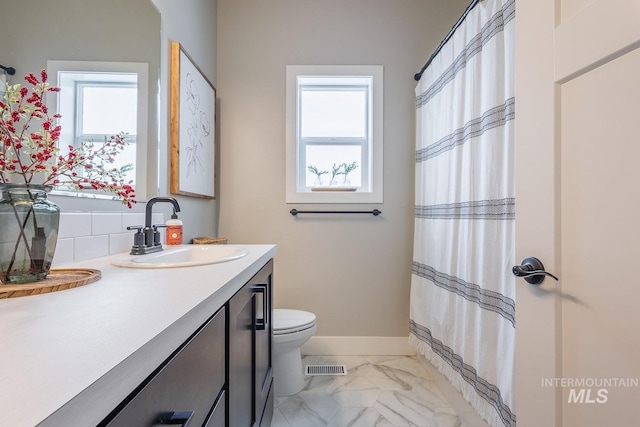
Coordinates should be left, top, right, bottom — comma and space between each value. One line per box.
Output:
301, 336, 415, 356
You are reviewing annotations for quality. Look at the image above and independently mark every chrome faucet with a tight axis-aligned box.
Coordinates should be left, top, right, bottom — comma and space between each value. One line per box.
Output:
127, 196, 181, 255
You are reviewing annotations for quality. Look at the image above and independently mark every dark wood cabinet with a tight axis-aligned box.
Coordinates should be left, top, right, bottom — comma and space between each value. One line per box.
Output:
228, 260, 274, 427
99, 259, 274, 427
102, 307, 226, 427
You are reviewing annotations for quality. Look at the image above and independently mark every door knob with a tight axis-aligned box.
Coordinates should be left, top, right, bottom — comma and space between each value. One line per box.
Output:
512, 257, 558, 285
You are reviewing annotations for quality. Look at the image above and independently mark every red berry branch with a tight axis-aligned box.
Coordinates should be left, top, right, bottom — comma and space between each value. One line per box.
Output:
0, 70, 136, 207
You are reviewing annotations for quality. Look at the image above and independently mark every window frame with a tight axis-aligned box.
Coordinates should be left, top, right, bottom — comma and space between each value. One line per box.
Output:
47, 60, 149, 200
286, 65, 383, 204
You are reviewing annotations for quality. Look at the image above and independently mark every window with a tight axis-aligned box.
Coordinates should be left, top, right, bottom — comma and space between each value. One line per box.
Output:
286, 65, 383, 203
67, 76, 138, 184
47, 60, 149, 199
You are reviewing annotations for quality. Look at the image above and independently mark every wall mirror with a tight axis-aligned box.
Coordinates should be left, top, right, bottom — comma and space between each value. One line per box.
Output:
0, 0, 160, 203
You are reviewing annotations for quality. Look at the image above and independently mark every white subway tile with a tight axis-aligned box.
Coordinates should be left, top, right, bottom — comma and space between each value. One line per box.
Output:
109, 233, 133, 255
58, 213, 92, 238
52, 238, 74, 267
92, 213, 122, 235
121, 213, 145, 232
74, 235, 109, 262
54, 211, 170, 263
152, 212, 165, 225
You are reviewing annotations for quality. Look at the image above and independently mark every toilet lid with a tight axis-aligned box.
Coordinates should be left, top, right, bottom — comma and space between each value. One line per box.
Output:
273, 309, 316, 334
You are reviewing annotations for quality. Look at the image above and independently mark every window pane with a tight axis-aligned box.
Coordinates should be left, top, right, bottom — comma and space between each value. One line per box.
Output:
80, 139, 137, 184
82, 86, 137, 135
305, 145, 361, 187
300, 89, 366, 138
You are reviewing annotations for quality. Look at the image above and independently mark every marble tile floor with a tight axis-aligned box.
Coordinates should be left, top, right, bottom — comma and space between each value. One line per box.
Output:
272, 355, 465, 427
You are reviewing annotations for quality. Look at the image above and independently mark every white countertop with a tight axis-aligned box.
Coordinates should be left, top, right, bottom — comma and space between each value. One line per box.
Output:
0, 244, 277, 427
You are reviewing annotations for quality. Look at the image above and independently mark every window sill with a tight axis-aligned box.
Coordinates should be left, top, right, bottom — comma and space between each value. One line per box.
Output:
286, 189, 382, 204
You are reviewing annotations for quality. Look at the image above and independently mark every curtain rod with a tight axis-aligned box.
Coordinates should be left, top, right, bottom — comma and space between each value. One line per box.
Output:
414, 0, 481, 82
0, 64, 16, 75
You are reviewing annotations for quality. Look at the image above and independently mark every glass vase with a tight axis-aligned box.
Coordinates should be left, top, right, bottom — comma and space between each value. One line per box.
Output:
0, 184, 60, 284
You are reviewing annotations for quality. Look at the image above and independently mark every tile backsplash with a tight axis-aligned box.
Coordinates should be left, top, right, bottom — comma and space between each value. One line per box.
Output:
53, 212, 165, 267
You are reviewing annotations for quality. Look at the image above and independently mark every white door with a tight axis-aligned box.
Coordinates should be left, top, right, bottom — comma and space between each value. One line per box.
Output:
515, 1, 640, 426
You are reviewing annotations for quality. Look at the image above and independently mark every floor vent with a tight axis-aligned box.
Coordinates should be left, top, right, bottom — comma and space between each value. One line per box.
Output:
305, 364, 347, 376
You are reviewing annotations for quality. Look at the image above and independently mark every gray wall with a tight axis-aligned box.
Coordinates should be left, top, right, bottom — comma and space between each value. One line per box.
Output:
2, 0, 159, 82
153, 0, 219, 240
217, 0, 469, 337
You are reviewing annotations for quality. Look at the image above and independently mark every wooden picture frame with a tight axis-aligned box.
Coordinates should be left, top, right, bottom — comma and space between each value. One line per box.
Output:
170, 41, 216, 199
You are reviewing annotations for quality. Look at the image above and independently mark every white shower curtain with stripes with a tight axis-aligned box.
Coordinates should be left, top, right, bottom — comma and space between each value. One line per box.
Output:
409, 1, 515, 426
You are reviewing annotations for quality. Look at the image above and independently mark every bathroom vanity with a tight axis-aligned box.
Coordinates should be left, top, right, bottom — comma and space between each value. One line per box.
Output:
0, 244, 276, 427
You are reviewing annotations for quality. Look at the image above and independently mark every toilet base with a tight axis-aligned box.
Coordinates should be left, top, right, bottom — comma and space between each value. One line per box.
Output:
274, 346, 305, 397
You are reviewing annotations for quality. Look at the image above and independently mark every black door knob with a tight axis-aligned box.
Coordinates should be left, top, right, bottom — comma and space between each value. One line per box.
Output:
512, 257, 558, 285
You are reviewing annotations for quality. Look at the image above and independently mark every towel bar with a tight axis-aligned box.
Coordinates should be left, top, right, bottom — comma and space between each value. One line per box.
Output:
290, 209, 381, 216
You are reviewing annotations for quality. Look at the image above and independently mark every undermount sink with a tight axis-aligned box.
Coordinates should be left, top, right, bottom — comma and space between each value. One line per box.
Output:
112, 245, 248, 268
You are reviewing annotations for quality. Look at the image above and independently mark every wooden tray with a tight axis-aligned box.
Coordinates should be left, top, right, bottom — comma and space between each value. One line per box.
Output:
0, 269, 101, 299
192, 237, 228, 245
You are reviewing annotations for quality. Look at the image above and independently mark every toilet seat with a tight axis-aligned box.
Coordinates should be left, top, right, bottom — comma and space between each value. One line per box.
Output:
273, 309, 316, 335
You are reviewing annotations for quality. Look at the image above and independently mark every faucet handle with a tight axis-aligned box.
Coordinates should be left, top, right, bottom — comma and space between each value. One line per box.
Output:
126, 225, 146, 254
151, 224, 165, 246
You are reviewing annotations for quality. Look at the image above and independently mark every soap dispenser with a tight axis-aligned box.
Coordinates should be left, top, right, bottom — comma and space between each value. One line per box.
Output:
166, 211, 183, 245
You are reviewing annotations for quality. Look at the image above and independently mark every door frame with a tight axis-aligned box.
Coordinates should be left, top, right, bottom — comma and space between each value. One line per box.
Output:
514, 0, 640, 425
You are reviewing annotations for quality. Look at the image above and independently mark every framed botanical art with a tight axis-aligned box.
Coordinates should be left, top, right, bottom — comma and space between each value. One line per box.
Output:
170, 41, 216, 199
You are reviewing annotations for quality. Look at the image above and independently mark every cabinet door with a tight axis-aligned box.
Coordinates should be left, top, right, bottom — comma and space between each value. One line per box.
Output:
228, 260, 274, 427
252, 260, 273, 427
103, 307, 226, 427
203, 390, 225, 427
228, 278, 255, 427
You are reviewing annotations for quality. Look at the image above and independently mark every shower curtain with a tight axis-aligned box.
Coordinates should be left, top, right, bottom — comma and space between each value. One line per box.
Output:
409, 1, 515, 427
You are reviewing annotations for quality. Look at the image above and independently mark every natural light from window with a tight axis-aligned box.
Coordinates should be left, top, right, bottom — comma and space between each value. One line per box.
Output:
299, 79, 370, 189
81, 85, 137, 135
47, 60, 150, 200
286, 65, 383, 204
56, 71, 140, 186
300, 89, 367, 137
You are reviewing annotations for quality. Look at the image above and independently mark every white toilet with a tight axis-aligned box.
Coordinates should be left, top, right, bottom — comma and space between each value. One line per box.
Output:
273, 309, 317, 397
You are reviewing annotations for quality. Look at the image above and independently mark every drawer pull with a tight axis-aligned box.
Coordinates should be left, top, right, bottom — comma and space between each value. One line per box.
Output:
252, 283, 269, 331
157, 410, 194, 426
